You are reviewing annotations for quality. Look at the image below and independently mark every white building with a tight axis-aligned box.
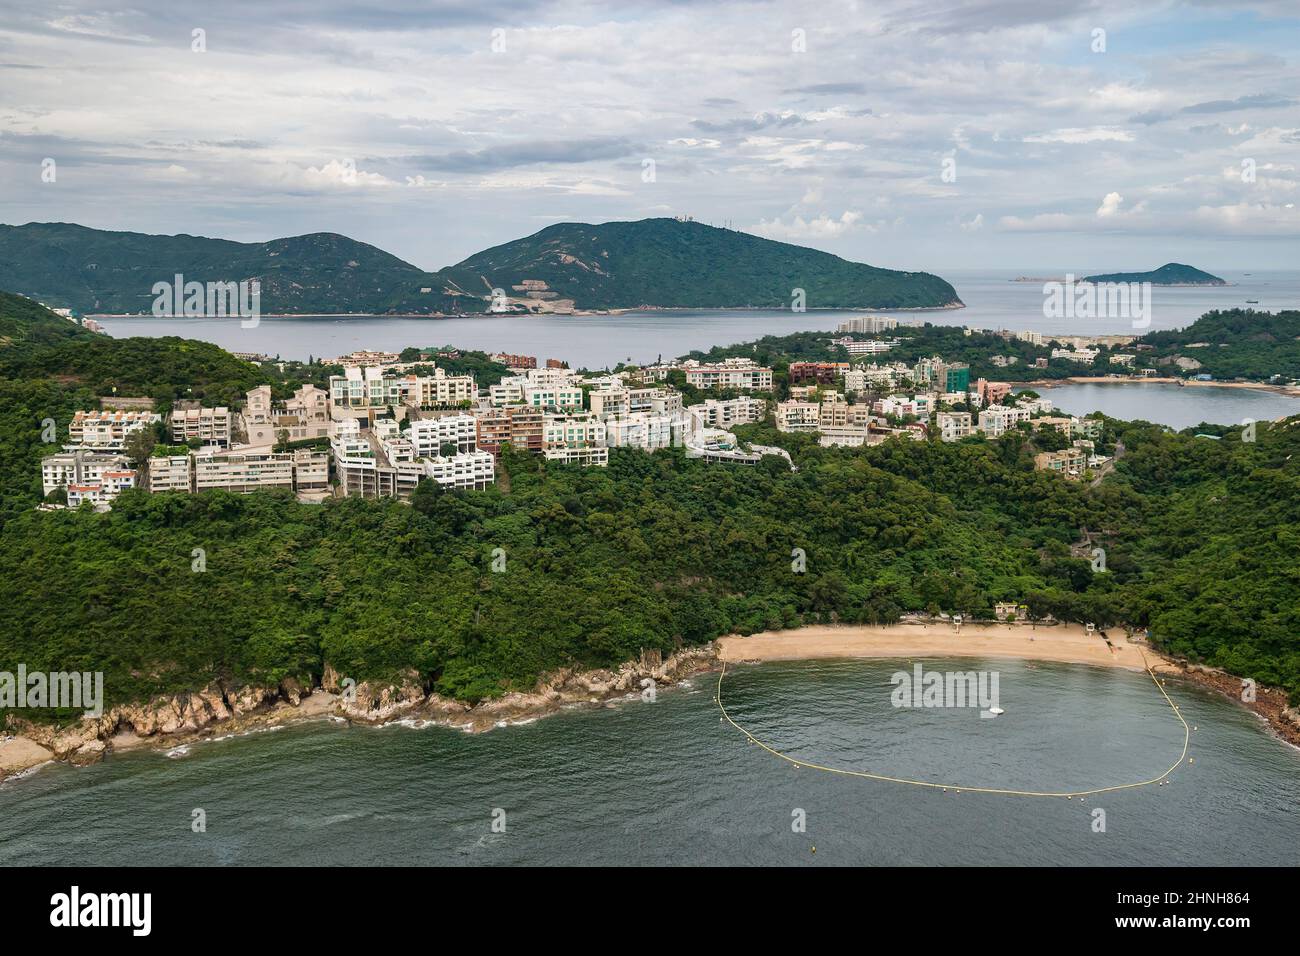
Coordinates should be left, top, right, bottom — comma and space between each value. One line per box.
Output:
42, 448, 137, 507
688, 396, 767, 428
67, 410, 160, 450
406, 414, 478, 457
683, 362, 773, 391
937, 411, 974, 442
422, 451, 495, 490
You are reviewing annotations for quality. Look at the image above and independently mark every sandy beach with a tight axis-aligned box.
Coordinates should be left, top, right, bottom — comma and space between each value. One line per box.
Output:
717, 622, 1175, 673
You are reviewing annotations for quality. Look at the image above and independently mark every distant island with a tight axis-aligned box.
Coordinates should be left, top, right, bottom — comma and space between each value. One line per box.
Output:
1082, 263, 1227, 286
0, 218, 963, 316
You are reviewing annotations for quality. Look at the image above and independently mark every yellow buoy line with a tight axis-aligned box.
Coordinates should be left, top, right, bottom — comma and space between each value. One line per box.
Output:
715, 651, 1190, 799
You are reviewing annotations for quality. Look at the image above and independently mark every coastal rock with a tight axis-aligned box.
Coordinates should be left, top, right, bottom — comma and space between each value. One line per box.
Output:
280, 677, 304, 706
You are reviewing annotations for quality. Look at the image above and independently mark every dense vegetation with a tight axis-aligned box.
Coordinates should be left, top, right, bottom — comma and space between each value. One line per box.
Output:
1083, 263, 1225, 285
685, 310, 1300, 385
1135, 309, 1300, 381
0, 218, 962, 316
436, 218, 961, 311
0, 222, 478, 315
2, 293, 1297, 723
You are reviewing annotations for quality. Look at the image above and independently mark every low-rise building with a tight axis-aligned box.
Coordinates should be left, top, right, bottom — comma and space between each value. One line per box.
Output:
688, 396, 767, 428
683, 362, 773, 391
775, 400, 820, 432
170, 404, 231, 447
67, 410, 160, 450
193, 449, 295, 494
937, 411, 974, 442
1034, 447, 1087, 479
406, 414, 478, 457
42, 448, 138, 507
147, 450, 193, 492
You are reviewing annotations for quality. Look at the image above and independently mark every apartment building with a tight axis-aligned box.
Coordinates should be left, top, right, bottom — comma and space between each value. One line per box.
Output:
490, 353, 537, 369
292, 448, 330, 492
775, 400, 820, 432
683, 362, 773, 391
406, 414, 478, 457
818, 393, 871, 428
67, 470, 136, 509
41, 448, 137, 505
543, 445, 610, 467
837, 315, 899, 334
1073, 417, 1103, 439
170, 404, 232, 447
147, 451, 193, 492
978, 404, 1033, 437
423, 451, 496, 490
937, 411, 974, 442
1034, 447, 1087, 479
1051, 348, 1099, 363
604, 412, 692, 450
976, 379, 1012, 405
543, 413, 606, 449
788, 362, 850, 385
830, 338, 895, 356
1031, 416, 1076, 439
404, 368, 476, 407
67, 410, 161, 450
473, 406, 544, 455
330, 366, 404, 408
243, 384, 331, 445
843, 363, 907, 393
193, 449, 295, 494
688, 396, 767, 428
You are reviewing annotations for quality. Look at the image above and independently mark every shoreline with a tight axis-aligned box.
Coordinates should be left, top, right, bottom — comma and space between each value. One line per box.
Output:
86, 302, 966, 320
717, 621, 1173, 672
718, 622, 1300, 747
1011, 376, 1300, 397
5, 623, 1297, 784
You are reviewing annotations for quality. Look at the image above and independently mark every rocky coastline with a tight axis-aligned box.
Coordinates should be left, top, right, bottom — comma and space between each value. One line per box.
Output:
0, 645, 719, 782
3, 639, 1296, 784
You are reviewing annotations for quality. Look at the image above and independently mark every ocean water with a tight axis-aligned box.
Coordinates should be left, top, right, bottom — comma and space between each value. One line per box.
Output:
1030, 382, 1300, 430
2, 659, 1297, 866
94, 270, 1300, 371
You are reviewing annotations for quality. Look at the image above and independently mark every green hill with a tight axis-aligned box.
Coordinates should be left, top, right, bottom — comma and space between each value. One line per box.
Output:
1083, 263, 1226, 285
1, 219, 961, 316
434, 218, 961, 311
0, 222, 476, 316
0, 290, 96, 348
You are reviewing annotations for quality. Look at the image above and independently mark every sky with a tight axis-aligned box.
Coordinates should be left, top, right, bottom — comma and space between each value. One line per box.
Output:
1, 0, 1298, 273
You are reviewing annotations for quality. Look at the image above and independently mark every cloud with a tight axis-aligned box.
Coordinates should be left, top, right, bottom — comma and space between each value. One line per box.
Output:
1096, 192, 1124, 217
412, 137, 639, 173
1024, 128, 1135, 144
751, 210, 864, 240
785, 83, 868, 96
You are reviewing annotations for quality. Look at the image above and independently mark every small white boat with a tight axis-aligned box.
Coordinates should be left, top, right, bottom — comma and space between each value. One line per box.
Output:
987, 707, 1005, 716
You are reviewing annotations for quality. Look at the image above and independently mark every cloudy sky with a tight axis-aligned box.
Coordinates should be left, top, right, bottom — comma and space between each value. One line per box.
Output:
2, 0, 1298, 272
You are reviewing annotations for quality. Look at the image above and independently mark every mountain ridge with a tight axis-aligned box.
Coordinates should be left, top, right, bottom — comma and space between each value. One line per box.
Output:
0, 218, 962, 316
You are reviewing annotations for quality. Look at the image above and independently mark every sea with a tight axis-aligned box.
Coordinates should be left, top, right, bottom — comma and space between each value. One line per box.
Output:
2, 659, 1297, 866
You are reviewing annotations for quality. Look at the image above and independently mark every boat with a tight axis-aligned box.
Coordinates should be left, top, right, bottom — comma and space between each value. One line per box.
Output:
987, 707, 1005, 716
1246, 299, 1259, 304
